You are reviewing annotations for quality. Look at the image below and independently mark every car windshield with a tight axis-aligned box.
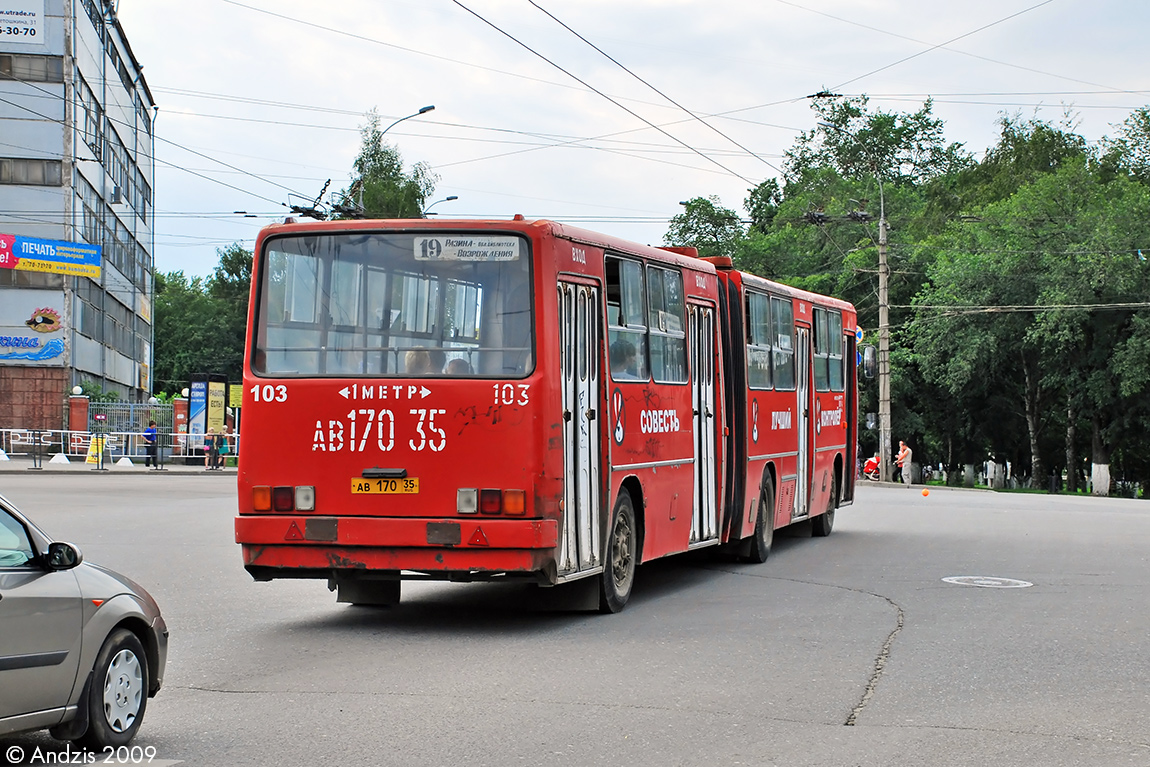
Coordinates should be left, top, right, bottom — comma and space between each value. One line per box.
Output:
252, 231, 534, 378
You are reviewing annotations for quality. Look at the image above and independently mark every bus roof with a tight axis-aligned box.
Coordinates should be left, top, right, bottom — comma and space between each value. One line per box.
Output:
255, 217, 720, 275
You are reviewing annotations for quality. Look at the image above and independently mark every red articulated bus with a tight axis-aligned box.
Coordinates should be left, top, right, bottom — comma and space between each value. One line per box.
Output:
235, 217, 857, 612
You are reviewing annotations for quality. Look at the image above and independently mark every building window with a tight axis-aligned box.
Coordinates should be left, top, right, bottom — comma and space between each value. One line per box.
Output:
0, 158, 63, 185
0, 54, 64, 83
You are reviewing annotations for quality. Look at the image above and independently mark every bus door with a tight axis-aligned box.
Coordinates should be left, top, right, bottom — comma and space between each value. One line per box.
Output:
688, 303, 719, 546
558, 281, 602, 578
793, 325, 812, 521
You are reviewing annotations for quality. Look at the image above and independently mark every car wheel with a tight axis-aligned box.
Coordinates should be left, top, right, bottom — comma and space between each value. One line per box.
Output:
599, 490, 637, 614
79, 628, 149, 749
743, 477, 775, 563
813, 473, 836, 537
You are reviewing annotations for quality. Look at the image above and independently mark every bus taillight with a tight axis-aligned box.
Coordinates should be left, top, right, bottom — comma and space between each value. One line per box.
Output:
272, 487, 294, 511
456, 488, 526, 515
480, 489, 501, 514
457, 489, 478, 514
502, 489, 526, 515
253, 485, 316, 512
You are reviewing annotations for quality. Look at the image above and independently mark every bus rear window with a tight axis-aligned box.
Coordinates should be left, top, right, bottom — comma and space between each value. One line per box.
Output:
253, 232, 533, 377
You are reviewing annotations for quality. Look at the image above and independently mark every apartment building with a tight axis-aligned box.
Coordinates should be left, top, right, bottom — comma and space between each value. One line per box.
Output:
0, 0, 154, 429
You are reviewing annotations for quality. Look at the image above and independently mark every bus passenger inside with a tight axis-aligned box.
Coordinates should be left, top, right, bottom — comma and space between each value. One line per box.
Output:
610, 338, 640, 380
405, 349, 434, 376
445, 358, 473, 375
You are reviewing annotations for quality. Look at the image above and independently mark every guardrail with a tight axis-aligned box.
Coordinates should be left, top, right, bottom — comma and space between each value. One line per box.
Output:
0, 428, 239, 468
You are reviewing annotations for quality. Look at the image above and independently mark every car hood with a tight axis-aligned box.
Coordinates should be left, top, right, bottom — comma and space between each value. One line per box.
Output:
76, 561, 163, 618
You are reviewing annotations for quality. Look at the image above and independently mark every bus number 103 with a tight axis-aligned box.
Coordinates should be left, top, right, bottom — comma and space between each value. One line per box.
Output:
250, 384, 288, 402
492, 384, 530, 406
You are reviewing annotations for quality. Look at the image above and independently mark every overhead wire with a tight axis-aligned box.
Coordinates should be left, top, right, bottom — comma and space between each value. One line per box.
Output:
0, 83, 294, 208
449, 0, 758, 186
525, 0, 783, 176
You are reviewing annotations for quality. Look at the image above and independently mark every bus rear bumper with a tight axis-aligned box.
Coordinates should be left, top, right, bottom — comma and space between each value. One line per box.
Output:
235, 515, 559, 581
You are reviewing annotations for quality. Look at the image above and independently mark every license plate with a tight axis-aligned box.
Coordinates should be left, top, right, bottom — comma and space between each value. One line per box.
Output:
352, 477, 420, 494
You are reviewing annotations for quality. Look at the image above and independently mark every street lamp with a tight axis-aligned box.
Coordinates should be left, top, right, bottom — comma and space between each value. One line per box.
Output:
818, 121, 893, 483
423, 195, 458, 216
341, 106, 437, 218
382, 105, 435, 137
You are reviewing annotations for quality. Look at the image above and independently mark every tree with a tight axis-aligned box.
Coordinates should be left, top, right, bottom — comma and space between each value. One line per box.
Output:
334, 109, 438, 219
784, 95, 971, 187
152, 244, 254, 395
663, 196, 745, 258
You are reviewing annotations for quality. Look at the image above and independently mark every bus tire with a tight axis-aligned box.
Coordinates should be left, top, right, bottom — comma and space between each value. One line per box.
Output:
813, 473, 836, 537
599, 490, 637, 614
743, 477, 775, 563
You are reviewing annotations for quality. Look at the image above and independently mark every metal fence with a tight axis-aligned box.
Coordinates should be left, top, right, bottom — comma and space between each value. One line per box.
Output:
86, 401, 175, 435
0, 428, 238, 467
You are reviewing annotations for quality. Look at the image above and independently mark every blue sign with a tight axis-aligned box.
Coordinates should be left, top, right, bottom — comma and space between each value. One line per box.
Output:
0, 232, 101, 277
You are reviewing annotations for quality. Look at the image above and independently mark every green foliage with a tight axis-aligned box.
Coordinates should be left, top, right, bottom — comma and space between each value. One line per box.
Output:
77, 380, 120, 402
784, 95, 972, 187
665, 97, 1150, 493
334, 109, 438, 219
663, 196, 745, 258
152, 244, 253, 396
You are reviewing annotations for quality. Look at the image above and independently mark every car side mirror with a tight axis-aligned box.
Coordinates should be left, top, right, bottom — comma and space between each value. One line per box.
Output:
861, 345, 877, 379
46, 541, 83, 571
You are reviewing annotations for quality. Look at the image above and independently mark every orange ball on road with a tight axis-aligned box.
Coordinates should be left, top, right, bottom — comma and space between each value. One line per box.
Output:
921, 488, 930, 497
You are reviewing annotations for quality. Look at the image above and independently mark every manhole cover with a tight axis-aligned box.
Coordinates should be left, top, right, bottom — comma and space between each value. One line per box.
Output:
942, 576, 1033, 589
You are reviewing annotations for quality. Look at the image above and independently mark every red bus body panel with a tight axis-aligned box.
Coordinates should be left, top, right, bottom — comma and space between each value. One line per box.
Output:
235, 218, 857, 589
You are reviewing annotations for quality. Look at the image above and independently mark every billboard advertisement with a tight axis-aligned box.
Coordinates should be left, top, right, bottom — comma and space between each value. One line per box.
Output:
0, 288, 66, 366
0, 2, 43, 45
0, 232, 101, 278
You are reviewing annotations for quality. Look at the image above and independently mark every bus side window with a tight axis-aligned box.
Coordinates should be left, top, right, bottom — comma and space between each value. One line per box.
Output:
647, 265, 687, 383
771, 296, 795, 390
606, 256, 648, 381
745, 291, 772, 390
813, 307, 830, 392
829, 310, 844, 391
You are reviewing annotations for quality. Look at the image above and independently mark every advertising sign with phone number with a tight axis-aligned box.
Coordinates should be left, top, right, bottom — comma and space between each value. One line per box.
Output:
0, 2, 43, 43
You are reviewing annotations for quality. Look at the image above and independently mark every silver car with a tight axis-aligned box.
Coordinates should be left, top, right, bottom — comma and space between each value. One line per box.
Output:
0, 493, 167, 748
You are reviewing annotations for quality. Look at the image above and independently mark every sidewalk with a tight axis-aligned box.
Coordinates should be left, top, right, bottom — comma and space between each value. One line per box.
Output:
0, 454, 236, 475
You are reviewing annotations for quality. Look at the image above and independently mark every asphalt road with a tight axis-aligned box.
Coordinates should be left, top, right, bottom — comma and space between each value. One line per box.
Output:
1, 474, 1147, 767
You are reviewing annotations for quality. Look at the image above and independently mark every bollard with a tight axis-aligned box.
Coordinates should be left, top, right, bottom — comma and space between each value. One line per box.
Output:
28, 428, 44, 470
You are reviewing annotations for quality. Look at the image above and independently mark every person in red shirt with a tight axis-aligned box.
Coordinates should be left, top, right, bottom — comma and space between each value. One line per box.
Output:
896, 441, 913, 484
863, 453, 880, 481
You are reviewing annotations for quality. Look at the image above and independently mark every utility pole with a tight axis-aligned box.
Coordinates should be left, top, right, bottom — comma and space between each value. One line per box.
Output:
814, 119, 894, 481
877, 195, 893, 483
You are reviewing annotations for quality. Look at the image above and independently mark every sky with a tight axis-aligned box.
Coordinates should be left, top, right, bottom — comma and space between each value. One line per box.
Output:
113, 0, 1150, 277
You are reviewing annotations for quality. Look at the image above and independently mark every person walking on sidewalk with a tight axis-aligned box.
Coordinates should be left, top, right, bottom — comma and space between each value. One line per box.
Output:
896, 440, 913, 484
143, 420, 158, 468
204, 429, 218, 470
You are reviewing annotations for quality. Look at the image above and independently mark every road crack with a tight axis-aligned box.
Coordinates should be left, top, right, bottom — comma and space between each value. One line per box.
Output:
704, 566, 904, 726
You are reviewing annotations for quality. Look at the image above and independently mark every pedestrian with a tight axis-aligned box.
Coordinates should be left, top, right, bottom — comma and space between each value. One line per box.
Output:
896, 440, 913, 484
204, 429, 218, 470
863, 452, 880, 481
217, 426, 231, 468
143, 420, 158, 469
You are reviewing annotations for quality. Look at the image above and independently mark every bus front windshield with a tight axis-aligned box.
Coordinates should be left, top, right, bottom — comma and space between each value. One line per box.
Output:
253, 231, 533, 378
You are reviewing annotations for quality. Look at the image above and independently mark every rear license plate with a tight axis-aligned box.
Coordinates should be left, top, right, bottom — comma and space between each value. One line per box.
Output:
352, 478, 420, 494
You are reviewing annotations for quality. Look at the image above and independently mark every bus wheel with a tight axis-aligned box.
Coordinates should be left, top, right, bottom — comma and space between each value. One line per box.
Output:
599, 490, 637, 613
744, 478, 775, 564
813, 474, 836, 537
